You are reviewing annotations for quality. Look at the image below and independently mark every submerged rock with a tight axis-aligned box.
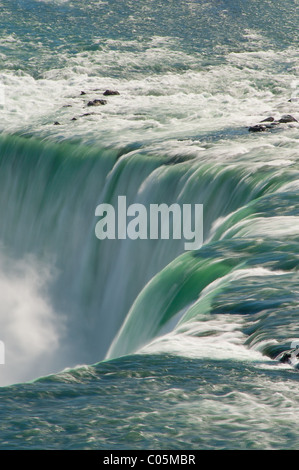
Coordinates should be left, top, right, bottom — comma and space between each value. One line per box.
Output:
248, 125, 267, 132
87, 99, 107, 106
278, 352, 293, 364
54, 121, 61, 125
103, 90, 120, 96
278, 114, 298, 123
80, 112, 96, 117
276, 348, 299, 366
80, 91, 87, 95
249, 113, 298, 133
264, 121, 280, 129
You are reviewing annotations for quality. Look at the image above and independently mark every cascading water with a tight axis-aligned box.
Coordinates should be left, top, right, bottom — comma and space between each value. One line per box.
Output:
0, 128, 298, 385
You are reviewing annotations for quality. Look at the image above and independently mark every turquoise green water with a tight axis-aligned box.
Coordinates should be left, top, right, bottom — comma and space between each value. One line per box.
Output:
0, 0, 298, 449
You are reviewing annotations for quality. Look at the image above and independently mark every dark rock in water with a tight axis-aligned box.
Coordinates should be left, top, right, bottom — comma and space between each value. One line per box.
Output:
103, 90, 120, 96
279, 352, 292, 364
279, 114, 298, 123
80, 112, 96, 117
260, 116, 275, 123
54, 121, 61, 125
62, 104, 72, 108
71, 117, 77, 121
248, 125, 267, 132
87, 99, 107, 106
276, 348, 299, 365
264, 122, 280, 129
248, 114, 297, 134
80, 91, 87, 95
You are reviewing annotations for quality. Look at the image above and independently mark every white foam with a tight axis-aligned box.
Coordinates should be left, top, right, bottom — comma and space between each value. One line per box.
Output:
139, 316, 265, 362
221, 215, 299, 240
0, 41, 298, 153
138, 267, 283, 362
0, 251, 63, 386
